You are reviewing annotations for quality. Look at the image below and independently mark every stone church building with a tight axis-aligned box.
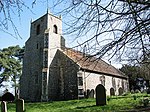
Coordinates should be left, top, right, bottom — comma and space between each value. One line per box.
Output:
20, 12, 129, 102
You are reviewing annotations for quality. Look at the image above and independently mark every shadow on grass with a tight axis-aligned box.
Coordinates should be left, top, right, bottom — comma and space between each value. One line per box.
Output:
76, 105, 97, 109
76, 104, 109, 110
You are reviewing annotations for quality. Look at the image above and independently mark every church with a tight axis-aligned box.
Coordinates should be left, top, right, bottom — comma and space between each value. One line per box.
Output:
20, 11, 129, 102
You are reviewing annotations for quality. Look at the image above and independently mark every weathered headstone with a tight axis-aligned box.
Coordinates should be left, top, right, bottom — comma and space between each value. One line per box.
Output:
110, 88, 115, 96
89, 89, 94, 98
16, 99, 25, 112
1, 101, 7, 112
96, 84, 106, 106
86, 89, 90, 98
2, 92, 15, 101
131, 89, 134, 94
118, 87, 123, 95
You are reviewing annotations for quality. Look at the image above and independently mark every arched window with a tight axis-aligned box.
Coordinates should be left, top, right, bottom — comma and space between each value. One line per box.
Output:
53, 25, 58, 34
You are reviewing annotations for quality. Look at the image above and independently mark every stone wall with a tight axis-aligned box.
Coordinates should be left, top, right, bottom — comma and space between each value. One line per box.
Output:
82, 71, 128, 96
49, 50, 78, 100
20, 15, 47, 101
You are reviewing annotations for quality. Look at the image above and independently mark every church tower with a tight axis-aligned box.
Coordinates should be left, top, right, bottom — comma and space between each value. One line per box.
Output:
20, 11, 65, 101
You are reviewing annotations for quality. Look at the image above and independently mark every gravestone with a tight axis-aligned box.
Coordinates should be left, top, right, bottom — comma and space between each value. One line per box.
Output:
131, 89, 134, 94
135, 89, 140, 93
2, 92, 15, 101
89, 89, 94, 98
110, 88, 115, 96
1, 101, 7, 112
16, 99, 25, 112
118, 87, 123, 95
96, 84, 106, 106
84, 89, 90, 98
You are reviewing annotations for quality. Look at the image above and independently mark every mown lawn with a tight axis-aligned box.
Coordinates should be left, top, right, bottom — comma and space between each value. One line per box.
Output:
1, 93, 150, 112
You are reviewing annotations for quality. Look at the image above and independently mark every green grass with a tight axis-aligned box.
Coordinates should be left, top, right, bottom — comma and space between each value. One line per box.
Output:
1, 93, 150, 112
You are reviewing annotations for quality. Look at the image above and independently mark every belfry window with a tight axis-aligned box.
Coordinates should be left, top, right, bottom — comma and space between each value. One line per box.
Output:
53, 25, 58, 34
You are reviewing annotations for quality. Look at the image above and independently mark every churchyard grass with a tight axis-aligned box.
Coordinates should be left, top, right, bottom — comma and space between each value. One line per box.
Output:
0, 93, 150, 112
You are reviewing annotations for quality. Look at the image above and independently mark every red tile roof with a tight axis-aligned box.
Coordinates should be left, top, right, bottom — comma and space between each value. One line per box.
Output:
62, 48, 128, 79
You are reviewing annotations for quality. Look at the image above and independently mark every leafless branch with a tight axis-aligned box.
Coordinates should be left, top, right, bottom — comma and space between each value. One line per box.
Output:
52, 0, 149, 64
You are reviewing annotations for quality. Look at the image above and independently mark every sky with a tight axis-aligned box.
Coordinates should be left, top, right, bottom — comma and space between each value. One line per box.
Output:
0, 1, 48, 49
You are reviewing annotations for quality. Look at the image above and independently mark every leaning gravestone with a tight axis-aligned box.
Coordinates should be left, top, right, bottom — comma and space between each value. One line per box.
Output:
96, 84, 106, 106
89, 89, 94, 98
2, 92, 15, 101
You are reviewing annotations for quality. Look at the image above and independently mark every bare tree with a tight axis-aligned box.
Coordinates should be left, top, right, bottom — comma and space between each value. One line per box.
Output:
51, 0, 150, 64
1, 0, 149, 64
0, 0, 32, 38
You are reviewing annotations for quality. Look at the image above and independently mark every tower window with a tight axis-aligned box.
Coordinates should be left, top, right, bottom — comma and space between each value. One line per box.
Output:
53, 25, 58, 34
36, 24, 40, 35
